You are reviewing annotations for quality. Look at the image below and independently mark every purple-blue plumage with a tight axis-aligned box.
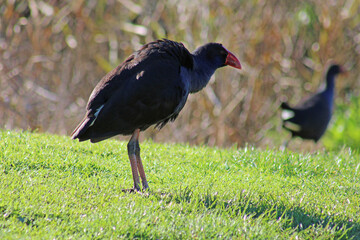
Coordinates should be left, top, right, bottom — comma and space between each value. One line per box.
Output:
281, 64, 346, 142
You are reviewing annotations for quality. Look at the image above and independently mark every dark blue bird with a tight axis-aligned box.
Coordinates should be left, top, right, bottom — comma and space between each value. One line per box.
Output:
281, 64, 346, 145
71, 39, 241, 192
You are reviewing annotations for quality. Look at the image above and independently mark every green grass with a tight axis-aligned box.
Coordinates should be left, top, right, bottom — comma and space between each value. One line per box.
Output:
323, 96, 360, 151
1, 130, 359, 239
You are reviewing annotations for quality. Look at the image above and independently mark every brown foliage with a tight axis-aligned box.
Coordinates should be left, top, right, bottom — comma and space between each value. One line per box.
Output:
1, 0, 359, 148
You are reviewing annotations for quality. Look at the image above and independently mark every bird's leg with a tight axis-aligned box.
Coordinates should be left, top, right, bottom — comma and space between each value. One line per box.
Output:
135, 140, 149, 191
127, 130, 141, 192
132, 129, 149, 191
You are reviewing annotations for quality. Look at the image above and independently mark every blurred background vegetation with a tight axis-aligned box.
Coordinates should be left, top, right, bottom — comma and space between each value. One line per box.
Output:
1, 0, 359, 150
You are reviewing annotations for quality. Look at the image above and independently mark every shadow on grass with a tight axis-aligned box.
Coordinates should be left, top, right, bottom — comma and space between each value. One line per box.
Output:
151, 187, 359, 239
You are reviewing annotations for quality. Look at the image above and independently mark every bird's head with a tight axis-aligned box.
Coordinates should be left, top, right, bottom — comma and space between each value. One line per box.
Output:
193, 43, 242, 70
327, 64, 347, 77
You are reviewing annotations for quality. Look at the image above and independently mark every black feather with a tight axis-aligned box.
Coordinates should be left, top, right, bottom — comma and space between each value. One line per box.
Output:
281, 64, 345, 142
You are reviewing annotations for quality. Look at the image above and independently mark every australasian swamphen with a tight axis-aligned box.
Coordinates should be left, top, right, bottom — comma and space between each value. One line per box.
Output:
71, 39, 241, 192
280, 64, 346, 146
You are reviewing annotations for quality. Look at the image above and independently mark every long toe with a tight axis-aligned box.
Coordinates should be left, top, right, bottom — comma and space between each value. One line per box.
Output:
122, 187, 141, 193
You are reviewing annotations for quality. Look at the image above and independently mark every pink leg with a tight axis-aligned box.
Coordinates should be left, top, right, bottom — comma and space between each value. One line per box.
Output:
135, 143, 149, 190
127, 130, 141, 192
126, 129, 149, 192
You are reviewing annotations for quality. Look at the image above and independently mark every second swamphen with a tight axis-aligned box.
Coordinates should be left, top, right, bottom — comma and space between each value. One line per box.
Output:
71, 39, 241, 192
281, 64, 346, 144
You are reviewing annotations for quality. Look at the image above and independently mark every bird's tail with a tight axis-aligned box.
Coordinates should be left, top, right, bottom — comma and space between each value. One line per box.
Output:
71, 116, 94, 141
71, 116, 115, 143
280, 102, 296, 121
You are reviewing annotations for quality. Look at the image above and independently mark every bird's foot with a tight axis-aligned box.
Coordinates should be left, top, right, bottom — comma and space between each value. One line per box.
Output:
121, 188, 139, 193
121, 186, 149, 194
122, 184, 141, 193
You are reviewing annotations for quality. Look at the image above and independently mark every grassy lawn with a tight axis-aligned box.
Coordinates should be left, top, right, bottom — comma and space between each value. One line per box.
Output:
0, 130, 359, 239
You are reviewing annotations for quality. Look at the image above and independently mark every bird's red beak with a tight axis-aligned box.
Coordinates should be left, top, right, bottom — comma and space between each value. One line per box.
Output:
225, 51, 242, 69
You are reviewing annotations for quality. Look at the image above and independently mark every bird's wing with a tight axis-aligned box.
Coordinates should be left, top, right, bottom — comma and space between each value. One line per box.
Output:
86, 40, 192, 116
72, 40, 193, 140
281, 92, 323, 123
284, 96, 330, 134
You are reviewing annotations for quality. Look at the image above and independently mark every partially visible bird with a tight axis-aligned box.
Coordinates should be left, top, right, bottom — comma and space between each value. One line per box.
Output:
71, 39, 241, 192
280, 64, 346, 147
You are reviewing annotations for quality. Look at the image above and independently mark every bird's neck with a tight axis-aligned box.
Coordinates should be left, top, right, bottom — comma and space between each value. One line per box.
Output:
326, 72, 336, 91
322, 72, 337, 109
188, 57, 216, 93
